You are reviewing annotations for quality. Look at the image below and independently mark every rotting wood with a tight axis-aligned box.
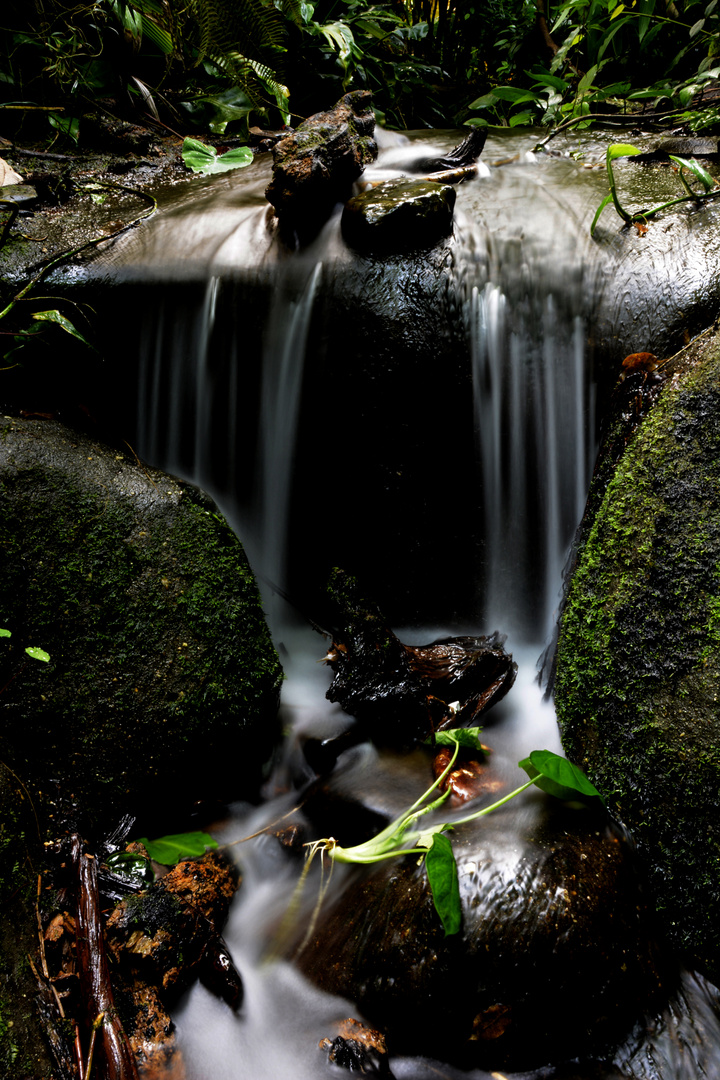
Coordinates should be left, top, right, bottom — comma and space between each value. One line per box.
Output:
72, 834, 141, 1080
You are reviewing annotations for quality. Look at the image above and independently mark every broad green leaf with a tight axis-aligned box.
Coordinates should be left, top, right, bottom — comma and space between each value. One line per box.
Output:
577, 64, 598, 92
140, 15, 174, 54
530, 70, 568, 93
0, 628, 11, 638
668, 154, 715, 192
49, 114, 80, 144
491, 86, 538, 103
25, 646, 50, 662
509, 110, 536, 127
425, 832, 462, 936
138, 830, 218, 864
182, 138, 253, 176
609, 3, 626, 18
690, 18, 706, 37
31, 310, 93, 348
519, 749, 605, 805
607, 143, 641, 161
468, 92, 498, 109
428, 727, 485, 750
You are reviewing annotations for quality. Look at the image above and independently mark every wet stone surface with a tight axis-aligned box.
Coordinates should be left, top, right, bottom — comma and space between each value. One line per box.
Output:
342, 177, 456, 253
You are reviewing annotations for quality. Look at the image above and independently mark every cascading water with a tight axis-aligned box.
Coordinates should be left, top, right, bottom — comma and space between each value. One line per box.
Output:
94, 127, 720, 1078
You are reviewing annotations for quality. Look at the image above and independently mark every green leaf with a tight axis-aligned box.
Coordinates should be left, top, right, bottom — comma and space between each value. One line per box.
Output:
425, 832, 462, 936
428, 727, 485, 750
25, 647, 50, 662
607, 143, 641, 161
138, 830, 218, 864
518, 749, 605, 805
577, 64, 598, 92
668, 154, 716, 192
467, 92, 498, 109
508, 110, 536, 127
591, 192, 613, 235
0, 628, 11, 638
49, 114, 80, 144
181, 137, 253, 176
491, 86, 538, 104
31, 310, 93, 348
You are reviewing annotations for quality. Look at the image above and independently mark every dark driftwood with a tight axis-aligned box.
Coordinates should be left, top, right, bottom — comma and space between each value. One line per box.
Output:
72, 835, 140, 1080
321, 570, 517, 748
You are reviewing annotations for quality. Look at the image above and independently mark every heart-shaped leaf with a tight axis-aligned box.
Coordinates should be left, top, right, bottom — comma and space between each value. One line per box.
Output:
518, 749, 605, 805
182, 138, 253, 175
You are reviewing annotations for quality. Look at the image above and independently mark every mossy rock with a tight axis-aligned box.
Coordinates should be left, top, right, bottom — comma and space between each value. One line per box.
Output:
341, 178, 456, 253
0, 415, 282, 837
554, 326, 720, 979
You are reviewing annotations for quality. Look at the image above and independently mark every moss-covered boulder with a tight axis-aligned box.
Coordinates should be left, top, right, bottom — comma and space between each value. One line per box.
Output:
0, 414, 282, 837
265, 90, 378, 243
554, 326, 720, 980
341, 178, 456, 253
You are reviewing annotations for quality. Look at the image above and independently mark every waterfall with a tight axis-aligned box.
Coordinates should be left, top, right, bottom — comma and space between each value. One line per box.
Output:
85, 126, 720, 1080
469, 281, 593, 641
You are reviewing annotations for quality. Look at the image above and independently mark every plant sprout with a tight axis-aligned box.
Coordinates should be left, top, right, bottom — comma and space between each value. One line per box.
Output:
303, 729, 604, 936
591, 142, 720, 235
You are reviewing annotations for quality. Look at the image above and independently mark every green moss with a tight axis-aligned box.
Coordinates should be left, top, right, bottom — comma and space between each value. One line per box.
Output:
0, 420, 282, 835
555, 331, 720, 975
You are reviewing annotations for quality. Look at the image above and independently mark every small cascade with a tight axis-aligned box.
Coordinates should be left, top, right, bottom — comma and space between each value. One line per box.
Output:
468, 280, 593, 640
255, 260, 323, 615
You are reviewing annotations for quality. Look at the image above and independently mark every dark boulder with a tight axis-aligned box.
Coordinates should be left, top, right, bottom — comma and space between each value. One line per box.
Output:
0, 414, 282, 836
265, 90, 378, 244
554, 323, 720, 982
342, 178, 456, 253
291, 748, 666, 1071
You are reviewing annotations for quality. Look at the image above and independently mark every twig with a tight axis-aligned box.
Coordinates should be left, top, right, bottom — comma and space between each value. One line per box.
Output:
36, 874, 49, 979
8, 147, 83, 162
0, 187, 157, 325
0, 201, 20, 251
84, 1012, 105, 1080
534, 106, 695, 151
218, 803, 305, 849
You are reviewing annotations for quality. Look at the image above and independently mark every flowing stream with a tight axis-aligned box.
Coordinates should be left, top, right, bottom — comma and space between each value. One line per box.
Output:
95, 128, 720, 1078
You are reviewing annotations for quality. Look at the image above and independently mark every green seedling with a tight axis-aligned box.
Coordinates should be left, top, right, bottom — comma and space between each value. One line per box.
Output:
304, 729, 604, 936
1, 628, 50, 662
591, 143, 720, 235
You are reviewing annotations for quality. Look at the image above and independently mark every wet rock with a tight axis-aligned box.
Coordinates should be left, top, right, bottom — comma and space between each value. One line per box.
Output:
0, 415, 283, 836
554, 322, 720, 983
106, 852, 239, 996
319, 1017, 392, 1075
265, 90, 378, 243
293, 751, 666, 1070
342, 178, 456, 253
322, 570, 516, 747
657, 136, 719, 157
